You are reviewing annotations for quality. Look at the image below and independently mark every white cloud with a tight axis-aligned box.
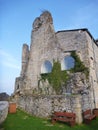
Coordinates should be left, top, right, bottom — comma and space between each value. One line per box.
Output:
0, 49, 21, 95
0, 49, 21, 70
2, 61, 20, 69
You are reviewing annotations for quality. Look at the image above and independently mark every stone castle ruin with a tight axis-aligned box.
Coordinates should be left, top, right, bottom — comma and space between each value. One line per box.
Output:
14, 11, 98, 124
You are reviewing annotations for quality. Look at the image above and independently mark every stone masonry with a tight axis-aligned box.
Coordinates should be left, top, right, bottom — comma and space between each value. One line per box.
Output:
0, 101, 9, 124
14, 11, 98, 124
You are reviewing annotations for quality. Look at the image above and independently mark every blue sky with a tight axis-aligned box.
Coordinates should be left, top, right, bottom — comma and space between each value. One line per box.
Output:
0, 0, 98, 95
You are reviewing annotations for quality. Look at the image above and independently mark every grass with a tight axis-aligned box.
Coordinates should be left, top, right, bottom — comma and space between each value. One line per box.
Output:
0, 109, 98, 130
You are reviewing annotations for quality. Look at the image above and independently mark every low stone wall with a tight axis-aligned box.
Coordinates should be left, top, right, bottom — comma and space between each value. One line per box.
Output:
0, 101, 9, 124
17, 94, 86, 124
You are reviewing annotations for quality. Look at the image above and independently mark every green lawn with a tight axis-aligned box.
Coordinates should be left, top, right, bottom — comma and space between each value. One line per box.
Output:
0, 109, 98, 130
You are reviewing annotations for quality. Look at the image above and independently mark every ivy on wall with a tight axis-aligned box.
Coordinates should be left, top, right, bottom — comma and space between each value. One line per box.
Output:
71, 51, 89, 78
39, 52, 89, 94
40, 60, 69, 93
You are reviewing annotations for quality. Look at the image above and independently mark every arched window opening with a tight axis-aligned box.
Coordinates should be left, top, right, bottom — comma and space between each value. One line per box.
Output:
61, 56, 75, 70
41, 60, 52, 74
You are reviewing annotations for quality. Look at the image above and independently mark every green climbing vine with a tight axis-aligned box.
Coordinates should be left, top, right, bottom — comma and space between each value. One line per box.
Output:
39, 52, 89, 94
40, 60, 69, 93
71, 51, 89, 78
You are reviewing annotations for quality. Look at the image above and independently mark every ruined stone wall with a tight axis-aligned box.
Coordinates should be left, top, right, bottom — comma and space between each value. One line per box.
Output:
14, 11, 98, 124
17, 94, 92, 124
14, 12, 97, 95
93, 43, 98, 107
16, 30, 91, 94
22, 11, 58, 91
85, 32, 98, 108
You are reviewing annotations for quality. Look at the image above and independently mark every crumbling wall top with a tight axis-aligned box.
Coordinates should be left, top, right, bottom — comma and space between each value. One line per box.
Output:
33, 11, 53, 29
40, 11, 53, 24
